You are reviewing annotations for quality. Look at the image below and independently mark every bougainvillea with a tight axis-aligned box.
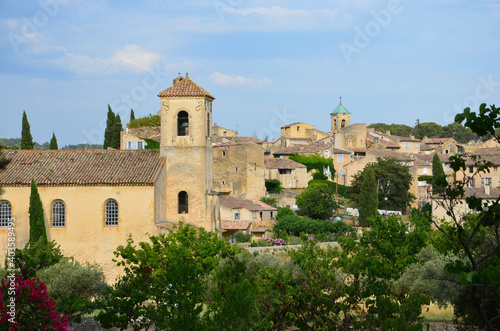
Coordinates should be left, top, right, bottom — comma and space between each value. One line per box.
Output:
0, 274, 69, 330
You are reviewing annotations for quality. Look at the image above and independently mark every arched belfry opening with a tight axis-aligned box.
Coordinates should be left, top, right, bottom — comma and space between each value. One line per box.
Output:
341, 119, 346, 128
177, 111, 189, 136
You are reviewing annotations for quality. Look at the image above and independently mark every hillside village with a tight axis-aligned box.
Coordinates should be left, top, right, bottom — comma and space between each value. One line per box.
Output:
1, 73, 500, 281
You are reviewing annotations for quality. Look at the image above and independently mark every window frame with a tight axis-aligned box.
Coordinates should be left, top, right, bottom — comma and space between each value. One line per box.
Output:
177, 110, 189, 136
105, 199, 119, 226
51, 200, 66, 227
0, 201, 12, 227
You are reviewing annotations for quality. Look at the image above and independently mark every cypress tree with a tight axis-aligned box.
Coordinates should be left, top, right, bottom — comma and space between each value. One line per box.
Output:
112, 114, 123, 149
432, 153, 447, 194
359, 166, 378, 227
130, 109, 135, 122
49, 132, 58, 150
21, 111, 34, 150
29, 179, 47, 244
103, 105, 115, 150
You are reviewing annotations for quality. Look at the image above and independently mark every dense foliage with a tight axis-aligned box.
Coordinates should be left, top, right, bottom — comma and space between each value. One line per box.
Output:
274, 214, 355, 238
37, 259, 107, 323
359, 166, 378, 226
129, 109, 135, 122
127, 114, 161, 129
289, 154, 334, 179
13, 239, 63, 279
0, 275, 69, 330
265, 179, 283, 193
103, 105, 122, 149
368, 121, 477, 143
49, 132, 58, 150
349, 157, 416, 212
141, 137, 160, 149
28, 179, 47, 244
20, 111, 34, 150
431, 153, 447, 194
295, 185, 337, 220
259, 196, 277, 208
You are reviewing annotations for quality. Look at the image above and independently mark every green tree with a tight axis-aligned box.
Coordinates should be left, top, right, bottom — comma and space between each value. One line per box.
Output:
13, 239, 63, 279
28, 179, 47, 244
429, 103, 500, 330
413, 121, 443, 140
349, 157, 416, 212
259, 196, 277, 208
295, 185, 336, 220
103, 105, 115, 150
37, 258, 107, 324
431, 153, 446, 195
49, 132, 58, 150
95, 223, 239, 330
359, 166, 378, 226
20, 110, 34, 150
265, 179, 283, 193
112, 113, 123, 149
130, 109, 135, 123
127, 114, 161, 129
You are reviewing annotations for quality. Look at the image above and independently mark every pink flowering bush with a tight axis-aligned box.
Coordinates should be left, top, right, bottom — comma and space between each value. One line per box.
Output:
262, 237, 287, 246
0, 274, 69, 330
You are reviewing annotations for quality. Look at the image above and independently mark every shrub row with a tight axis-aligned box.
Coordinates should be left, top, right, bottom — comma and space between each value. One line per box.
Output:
274, 214, 354, 238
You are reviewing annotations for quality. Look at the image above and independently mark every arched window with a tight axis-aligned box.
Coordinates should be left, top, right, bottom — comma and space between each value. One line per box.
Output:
334, 119, 337, 130
52, 200, 66, 227
178, 191, 188, 214
0, 201, 12, 227
105, 199, 118, 226
341, 119, 346, 128
177, 111, 189, 136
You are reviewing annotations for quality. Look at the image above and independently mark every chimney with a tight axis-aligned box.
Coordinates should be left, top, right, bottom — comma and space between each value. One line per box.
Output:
485, 184, 491, 196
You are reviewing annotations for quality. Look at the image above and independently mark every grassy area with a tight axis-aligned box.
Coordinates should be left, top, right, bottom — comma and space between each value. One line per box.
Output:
420, 303, 455, 324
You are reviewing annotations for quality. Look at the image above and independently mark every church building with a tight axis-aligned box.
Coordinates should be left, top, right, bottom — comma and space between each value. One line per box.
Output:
0, 74, 217, 281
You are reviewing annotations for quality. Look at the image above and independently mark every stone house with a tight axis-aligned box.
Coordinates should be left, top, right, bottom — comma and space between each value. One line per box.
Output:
264, 158, 309, 188
212, 139, 266, 200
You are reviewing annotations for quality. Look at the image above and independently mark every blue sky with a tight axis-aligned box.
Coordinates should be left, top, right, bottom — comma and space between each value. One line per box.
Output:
0, 0, 499, 146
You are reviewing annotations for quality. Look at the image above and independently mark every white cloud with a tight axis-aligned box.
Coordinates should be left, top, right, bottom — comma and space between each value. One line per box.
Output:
210, 72, 271, 87
53, 44, 161, 75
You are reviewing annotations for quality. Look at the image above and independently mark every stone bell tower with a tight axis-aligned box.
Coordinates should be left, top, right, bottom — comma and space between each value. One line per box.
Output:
330, 97, 351, 133
157, 73, 215, 229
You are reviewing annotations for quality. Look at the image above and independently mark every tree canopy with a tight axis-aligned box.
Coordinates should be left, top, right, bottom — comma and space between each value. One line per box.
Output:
289, 154, 334, 180
348, 157, 416, 212
295, 185, 337, 220
49, 132, 58, 150
21, 111, 34, 150
128, 114, 161, 129
359, 166, 378, 226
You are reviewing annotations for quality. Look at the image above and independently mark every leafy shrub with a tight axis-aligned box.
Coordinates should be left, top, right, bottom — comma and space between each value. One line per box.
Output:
274, 215, 355, 239
265, 179, 283, 193
262, 237, 286, 246
0, 274, 69, 330
276, 207, 294, 221
13, 239, 63, 279
250, 239, 271, 247
37, 258, 107, 323
260, 197, 277, 208
234, 231, 252, 243
128, 114, 161, 129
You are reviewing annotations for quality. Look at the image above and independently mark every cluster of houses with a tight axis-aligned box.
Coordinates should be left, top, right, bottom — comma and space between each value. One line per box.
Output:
1, 73, 498, 280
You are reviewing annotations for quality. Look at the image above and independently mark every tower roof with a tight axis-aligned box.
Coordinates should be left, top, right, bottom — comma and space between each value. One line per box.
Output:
330, 99, 350, 115
158, 73, 215, 100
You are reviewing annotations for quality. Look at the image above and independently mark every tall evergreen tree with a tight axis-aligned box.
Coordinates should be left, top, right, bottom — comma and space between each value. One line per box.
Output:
49, 132, 58, 150
21, 110, 34, 150
103, 105, 115, 150
112, 114, 123, 149
28, 179, 47, 244
431, 153, 447, 194
359, 166, 378, 227
130, 109, 135, 122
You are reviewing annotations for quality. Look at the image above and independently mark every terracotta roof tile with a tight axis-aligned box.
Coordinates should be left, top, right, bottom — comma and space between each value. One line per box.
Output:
158, 74, 215, 99
220, 196, 277, 211
265, 158, 306, 169
222, 221, 252, 230
0, 150, 164, 187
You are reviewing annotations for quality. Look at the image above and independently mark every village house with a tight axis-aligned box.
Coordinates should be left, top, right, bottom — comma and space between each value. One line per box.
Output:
264, 158, 309, 188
